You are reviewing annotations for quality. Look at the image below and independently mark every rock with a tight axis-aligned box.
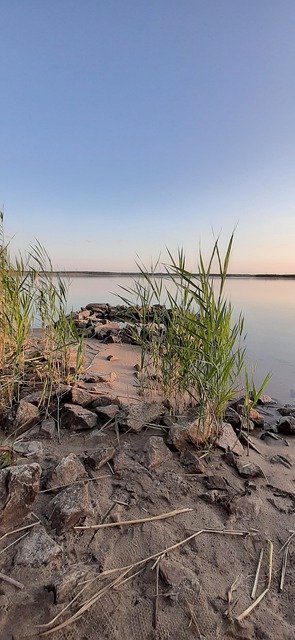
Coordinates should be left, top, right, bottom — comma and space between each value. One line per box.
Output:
145, 436, 173, 469
257, 394, 275, 405
277, 416, 295, 435
49, 483, 93, 534
47, 454, 87, 489
92, 395, 121, 408
204, 475, 228, 490
249, 408, 264, 426
159, 558, 200, 601
40, 418, 56, 439
0, 463, 41, 533
118, 402, 164, 433
169, 425, 187, 451
61, 404, 97, 430
84, 446, 116, 471
86, 303, 109, 312
70, 387, 94, 407
13, 440, 43, 462
228, 493, 263, 519
235, 457, 264, 478
21, 385, 71, 405
216, 423, 244, 456
15, 525, 62, 566
94, 404, 119, 421
50, 568, 88, 603
179, 450, 205, 473
269, 454, 293, 468
277, 405, 295, 417
106, 354, 119, 361
13, 400, 40, 435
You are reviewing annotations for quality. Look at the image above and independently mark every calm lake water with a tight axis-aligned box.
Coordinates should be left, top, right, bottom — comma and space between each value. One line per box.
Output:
64, 276, 295, 404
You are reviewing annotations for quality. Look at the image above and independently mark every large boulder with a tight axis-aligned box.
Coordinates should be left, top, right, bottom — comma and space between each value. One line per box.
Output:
0, 463, 41, 533
61, 403, 97, 430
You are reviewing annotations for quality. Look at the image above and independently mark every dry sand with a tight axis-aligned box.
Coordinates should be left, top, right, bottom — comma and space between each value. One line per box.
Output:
0, 343, 294, 640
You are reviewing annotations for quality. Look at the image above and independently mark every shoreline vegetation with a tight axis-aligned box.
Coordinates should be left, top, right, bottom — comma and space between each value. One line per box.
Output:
34, 271, 295, 279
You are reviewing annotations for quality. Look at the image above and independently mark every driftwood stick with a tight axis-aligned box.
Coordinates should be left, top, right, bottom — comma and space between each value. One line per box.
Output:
0, 572, 24, 590
74, 507, 193, 530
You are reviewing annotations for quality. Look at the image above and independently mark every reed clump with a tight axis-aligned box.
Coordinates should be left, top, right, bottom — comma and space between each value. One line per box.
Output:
121, 234, 265, 440
0, 212, 83, 414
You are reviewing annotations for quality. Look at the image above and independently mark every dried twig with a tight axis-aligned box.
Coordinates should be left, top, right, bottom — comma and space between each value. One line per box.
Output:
40, 475, 110, 493
153, 560, 159, 629
0, 521, 39, 543
0, 572, 24, 589
74, 507, 193, 530
237, 540, 273, 622
0, 531, 30, 557
280, 545, 289, 592
279, 531, 295, 553
251, 548, 264, 600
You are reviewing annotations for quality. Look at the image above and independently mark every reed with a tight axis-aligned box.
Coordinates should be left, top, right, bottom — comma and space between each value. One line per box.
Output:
0, 213, 83, 414
121, 234, 268, 440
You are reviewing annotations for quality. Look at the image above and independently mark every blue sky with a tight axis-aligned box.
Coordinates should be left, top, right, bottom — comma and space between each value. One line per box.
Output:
1, 1, 295, 272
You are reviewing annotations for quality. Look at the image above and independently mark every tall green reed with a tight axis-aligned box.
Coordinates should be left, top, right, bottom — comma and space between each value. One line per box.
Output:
0, 213, 83, 413
121, 235, 263, 440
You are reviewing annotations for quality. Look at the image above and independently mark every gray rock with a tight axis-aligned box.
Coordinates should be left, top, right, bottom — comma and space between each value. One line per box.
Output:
13, 440, 43, 462
118, 402, 164, 433
47, 454, 87, 489
0, 463, 41, 533
179, 450, 205, 474
277, 416, 295, 435
40, 418, 56, 439
94, 404, 119, 421
145, 436, 173, 469
70, 387, 94, 407
84, 447, 116, 471
235, 457, 264, 478
61, 403, 97, 430
277, 405, 295, 417
49, 483, 93, 534
13, 400, 40, 436
216, 423, 244, 456
15, 525, 62, 566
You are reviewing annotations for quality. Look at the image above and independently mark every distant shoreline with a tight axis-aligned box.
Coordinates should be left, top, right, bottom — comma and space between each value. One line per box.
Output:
43, 271, 295, 279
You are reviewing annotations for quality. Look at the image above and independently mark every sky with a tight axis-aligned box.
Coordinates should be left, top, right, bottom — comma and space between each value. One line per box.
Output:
1, 0, 295, 272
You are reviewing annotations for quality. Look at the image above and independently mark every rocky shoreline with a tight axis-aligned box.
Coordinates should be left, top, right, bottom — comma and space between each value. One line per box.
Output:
0, 306, 295, 639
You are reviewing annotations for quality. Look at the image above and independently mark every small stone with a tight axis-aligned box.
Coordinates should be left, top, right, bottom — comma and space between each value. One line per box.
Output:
13, 400, 40, 436
235, 457, 264, 478
49, 483, 93, 534
277, 416, 295, 435
51, 568, 88, 602
94, 404, 119, 421
106, 355, 119, 361
47, 454, 86, 489
204, 475, 228, 490
179, 450, 205, 473
61, 404, 97, 430
169, 425, 187, 451
92, 395, 121, 408
145, 436, 173, 469
159, 558, 200, 600
70, 387, 94, 407
277, 405, 295, 417
13, 440, 43, 462
15, 525, 62, 566
40, 418, 56, 439
228, 493, 263, 519
0, 463, 41, 533
216, 423, 244, 456
257, 394, 275, 405
84, 446, 116, 471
